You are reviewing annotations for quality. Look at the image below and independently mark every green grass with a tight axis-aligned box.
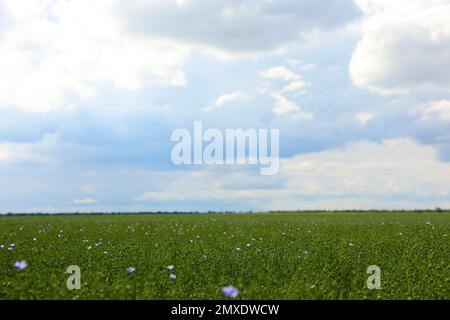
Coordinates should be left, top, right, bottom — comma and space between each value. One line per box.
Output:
0, 212, 449, 300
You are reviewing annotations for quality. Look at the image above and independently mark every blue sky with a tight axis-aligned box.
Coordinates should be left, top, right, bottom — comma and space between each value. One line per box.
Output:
1, 0, 450, 212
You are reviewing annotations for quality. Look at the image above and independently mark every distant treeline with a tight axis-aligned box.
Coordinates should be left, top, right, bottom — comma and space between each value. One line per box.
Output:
0, 208, 447, 216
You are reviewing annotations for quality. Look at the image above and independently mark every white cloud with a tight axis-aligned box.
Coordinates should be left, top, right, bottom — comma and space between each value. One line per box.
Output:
12, 138, 441, 212
421, 100, 450, 122
129, 138, 450, 210
0, 145, 14, 161
270, 92, 313, 120
260, 66, 311, 97
282, 138, 450, 199
0, 1, 358, 113
260, 66, 299, 81
0, 0, 190, 112
350, 0, 450, 94
116, 0, 360, 53
280, 80, 310, 93
356, 112, 377, 125
204, 91, 244, 112
0, 135, 56, 163
271, 92, 298, 115
73, 198, 98, 204
133, 191, 185, 201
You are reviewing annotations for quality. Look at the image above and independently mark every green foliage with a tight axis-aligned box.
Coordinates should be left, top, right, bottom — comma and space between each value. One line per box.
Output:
0, 212, 448, 299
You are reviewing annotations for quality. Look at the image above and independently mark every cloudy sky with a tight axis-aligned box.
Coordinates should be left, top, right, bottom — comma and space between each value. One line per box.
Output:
1, 0, 450, 213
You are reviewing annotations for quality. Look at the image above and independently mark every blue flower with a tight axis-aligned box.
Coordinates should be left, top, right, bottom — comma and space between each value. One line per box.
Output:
14, 260, 28, 270
222, 285, 239, 298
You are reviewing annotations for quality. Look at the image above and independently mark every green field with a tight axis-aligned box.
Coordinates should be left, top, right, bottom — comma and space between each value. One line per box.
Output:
0, 212, 449, 300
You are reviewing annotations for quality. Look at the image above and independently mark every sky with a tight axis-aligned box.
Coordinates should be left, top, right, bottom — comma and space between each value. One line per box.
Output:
1, 0, 450, 213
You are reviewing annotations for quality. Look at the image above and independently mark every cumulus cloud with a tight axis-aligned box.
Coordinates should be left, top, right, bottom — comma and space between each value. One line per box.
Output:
271, 92, 299, 115
0, 0, 189, 112
204, 91, 244, 112
282, 138, 450, 199
260, 65, 310, 96
259, 65, 312, 118
280, 80, 310, 94
130, 171, 285, 204
2, 1, 449, 213
0, 144, 18, 161
127, 138, 450, 210
270, 92, 313, 120
4, 136, 449, 211
355, 112, 377, 125
420, 100, 450, 122
117, 0, 360, 52
0, 0, 360, 113
259, 66, 300, 81
350, 0, 450, 94
0, 134, 58, 163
